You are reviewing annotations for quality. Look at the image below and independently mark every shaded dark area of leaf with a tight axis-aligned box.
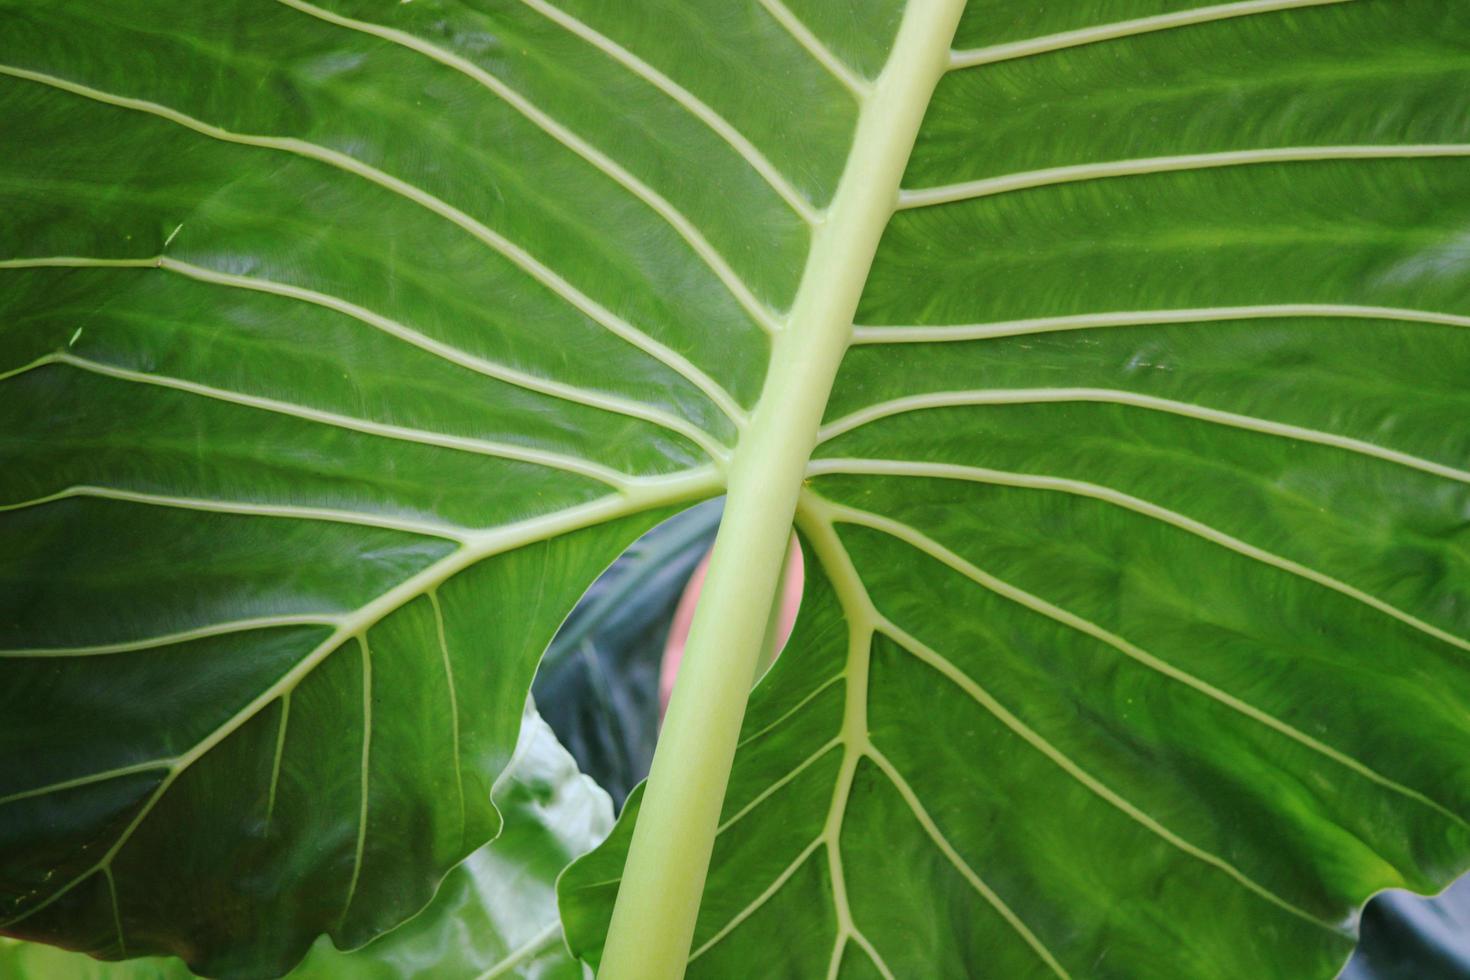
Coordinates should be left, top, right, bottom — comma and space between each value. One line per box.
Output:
533, 500, 722, 810
0, 706, 611, 979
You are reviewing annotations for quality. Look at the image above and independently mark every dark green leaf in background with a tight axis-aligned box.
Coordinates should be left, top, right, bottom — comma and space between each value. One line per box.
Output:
534, 500, 722, 810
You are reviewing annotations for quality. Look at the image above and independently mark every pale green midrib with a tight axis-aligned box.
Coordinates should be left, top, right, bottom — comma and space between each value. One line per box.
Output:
0, 467, 720, 932
595, 5, 965, 977
806, 457, 1470, 656
0, 255, 729, 461
550, 695, 849, 894
897, 145, 1470, 207
827, 500, 1468, 834
515, 0, 820, 225
849, 303, 1470, 341
948, 0, 1349, 69
0, 64, 745, 427
817, 388, 1470, 486
274, 0, 783, 336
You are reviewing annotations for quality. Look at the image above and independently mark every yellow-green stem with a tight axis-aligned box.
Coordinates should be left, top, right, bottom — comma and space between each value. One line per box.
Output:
596, 4, 965, 976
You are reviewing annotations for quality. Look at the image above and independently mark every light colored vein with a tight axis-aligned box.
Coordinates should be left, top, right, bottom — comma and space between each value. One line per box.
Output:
824, 912, 893, 980
276, 0, 783, 337
898, 144, 1470, 208
516, 0, 820, 224
686, 837, 825, 962
847, 932, 897, 980
266, 694, 289, 829
850, 303, 1470, 344
0, 255, 728, 461
338, 635, 373, 928
950, 0, 1350, 69
825, 936, 848, 980
791, 513, 872, 980
753, 0, 871, 97
0, 256, 155, 272
9, 352, 634, 488
104, 867, 126, 957
429, 589, 466, 842
865, 746, 1073, 979
567, 873, 624, 893
0, 353, 57, 384
0, 65, 745, 424
831, 502, 1468, 831
0, 466, 720, 930
808, 458, 1470, 656
735, 673, 845, 750
0, 485, 471, 542
716, 738, 841, 835
817, 389, 1470, 487
0, 760, 172, 809
875, 615, 1338, 932
0, 616, 339, 659
796, 495, 1075, 977
475, 921, 562, 980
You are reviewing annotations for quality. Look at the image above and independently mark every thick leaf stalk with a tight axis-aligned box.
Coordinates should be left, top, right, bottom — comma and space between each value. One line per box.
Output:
595, 3, 967, 976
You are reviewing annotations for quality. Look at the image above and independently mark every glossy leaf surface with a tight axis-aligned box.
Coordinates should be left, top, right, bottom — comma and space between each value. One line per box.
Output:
5, 0, 1470, 977
563, 2, 1470, 978
0, 708, 611, 979
0, 0, 742, 971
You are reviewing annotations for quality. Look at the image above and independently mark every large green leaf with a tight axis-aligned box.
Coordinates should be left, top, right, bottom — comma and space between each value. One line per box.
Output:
0, 706, 612, 979
5, 0, 1470, 977
0, 0, 739, 972
562, 2, 1470, 978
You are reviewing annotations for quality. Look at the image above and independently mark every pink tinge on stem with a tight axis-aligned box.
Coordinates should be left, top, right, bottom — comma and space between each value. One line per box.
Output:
659, 535, 805, 718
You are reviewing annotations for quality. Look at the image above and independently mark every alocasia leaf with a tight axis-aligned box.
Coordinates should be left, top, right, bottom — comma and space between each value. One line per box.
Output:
0, 0, 740, 972
4, 0, 1470, 978
0, 706, 612, 979
564, 2, 1470, 979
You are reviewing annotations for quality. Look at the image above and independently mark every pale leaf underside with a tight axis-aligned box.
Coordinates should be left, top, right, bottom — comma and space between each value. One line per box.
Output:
3, 0, 1469, 978
560, 2, 1470, 979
